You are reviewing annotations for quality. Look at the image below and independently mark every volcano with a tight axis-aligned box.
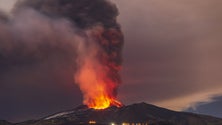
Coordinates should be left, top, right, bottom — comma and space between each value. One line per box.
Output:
3, 102, 221, 125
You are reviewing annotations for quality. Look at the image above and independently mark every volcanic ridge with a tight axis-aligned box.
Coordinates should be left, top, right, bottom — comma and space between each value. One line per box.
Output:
2, 102, 222, 125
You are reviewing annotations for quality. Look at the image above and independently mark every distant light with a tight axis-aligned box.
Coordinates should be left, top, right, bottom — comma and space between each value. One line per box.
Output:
111, 122, 115, 125
89, 120, 96, 124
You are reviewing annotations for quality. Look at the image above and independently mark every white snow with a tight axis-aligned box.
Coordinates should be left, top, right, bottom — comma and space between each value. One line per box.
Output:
45, 111, 74, 120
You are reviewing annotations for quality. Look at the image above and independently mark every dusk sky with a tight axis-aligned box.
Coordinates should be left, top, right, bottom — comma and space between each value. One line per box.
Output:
0, 0, 222, 122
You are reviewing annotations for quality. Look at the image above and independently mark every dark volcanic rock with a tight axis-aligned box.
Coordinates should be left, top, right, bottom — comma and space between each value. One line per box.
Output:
4, 103, 222, 125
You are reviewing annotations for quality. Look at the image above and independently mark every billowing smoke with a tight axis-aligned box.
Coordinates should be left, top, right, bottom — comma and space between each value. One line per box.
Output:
0, 0, 124, 109
74, 25, 123, 109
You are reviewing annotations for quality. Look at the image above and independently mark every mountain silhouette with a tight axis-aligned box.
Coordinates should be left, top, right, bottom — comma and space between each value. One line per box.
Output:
2, 102, 222, 125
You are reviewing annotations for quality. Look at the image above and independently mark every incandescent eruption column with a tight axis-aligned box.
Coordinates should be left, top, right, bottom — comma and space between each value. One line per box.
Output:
74, 4, 124, 109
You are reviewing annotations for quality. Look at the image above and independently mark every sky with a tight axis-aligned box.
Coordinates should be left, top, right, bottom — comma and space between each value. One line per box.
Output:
112, 0, 222, 115
0, 0, 222, 122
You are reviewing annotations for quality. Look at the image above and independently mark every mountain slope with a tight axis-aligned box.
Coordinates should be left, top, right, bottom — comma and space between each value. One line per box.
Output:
0, 120, 11, 125
5, 102, 222, 125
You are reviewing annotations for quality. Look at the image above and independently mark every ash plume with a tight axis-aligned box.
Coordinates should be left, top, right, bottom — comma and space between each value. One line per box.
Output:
15, 0, 120, 29
1, 0, 124, 109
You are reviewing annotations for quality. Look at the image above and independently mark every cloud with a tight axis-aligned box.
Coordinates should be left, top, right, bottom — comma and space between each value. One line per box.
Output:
0, 8, 83, 122
155, 88, 222, 111
0, 0, 123, 122
112, 0, 222, 111
186, 96, 222, 118
0, 0, 17, 13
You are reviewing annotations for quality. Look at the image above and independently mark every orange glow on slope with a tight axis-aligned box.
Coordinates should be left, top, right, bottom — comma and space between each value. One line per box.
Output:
88, 94, 122, 110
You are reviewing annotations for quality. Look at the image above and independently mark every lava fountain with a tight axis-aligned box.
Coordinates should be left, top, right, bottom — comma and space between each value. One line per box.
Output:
75, 26, 123, 109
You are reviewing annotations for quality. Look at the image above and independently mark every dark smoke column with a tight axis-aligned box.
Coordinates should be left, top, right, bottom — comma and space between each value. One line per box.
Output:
15, 0, 124, 109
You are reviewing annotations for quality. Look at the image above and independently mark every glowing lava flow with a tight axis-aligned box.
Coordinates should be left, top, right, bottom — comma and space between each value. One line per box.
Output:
88, 95, 122, 110
75, 56, 122, 109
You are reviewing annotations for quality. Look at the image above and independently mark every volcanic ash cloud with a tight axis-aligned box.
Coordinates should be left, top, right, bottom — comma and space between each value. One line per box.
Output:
7, 0, 124, 109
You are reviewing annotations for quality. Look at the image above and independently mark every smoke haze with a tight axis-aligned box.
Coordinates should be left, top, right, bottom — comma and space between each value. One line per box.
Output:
1, 0, 222, 122
0, 0, 123, 121
113, 0, 222, 111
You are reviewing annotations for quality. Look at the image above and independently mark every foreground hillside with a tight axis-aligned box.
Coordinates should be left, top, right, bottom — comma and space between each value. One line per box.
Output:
2, 102, 222, 125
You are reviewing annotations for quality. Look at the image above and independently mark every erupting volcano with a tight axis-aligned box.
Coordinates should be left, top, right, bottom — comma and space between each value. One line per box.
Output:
75, 26, 124, 110
14, 0, 124, 110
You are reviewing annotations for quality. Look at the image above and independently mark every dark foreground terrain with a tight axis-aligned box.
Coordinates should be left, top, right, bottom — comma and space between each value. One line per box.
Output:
1, 102, 222, 125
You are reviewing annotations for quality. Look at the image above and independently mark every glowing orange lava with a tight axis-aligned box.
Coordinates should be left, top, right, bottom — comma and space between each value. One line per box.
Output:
88, 95, 122, 110
75, 56, 122, 109
74, 26, 124, 110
